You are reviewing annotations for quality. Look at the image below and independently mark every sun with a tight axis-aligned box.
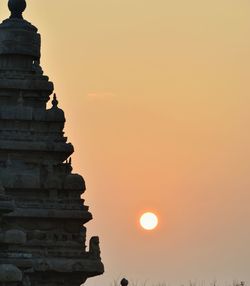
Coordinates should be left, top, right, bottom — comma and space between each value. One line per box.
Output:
140, 212, 158, 230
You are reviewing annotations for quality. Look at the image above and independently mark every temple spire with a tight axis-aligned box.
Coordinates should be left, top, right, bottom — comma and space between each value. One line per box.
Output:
52, 93, 59, 108
8, 0, 26, 19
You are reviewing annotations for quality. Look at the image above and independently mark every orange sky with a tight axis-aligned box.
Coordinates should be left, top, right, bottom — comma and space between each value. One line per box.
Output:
1, 0, 250, 285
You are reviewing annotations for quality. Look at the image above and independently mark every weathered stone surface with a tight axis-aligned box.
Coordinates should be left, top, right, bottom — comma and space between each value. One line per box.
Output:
2, 230, 26, 244
0, 265, 22, 282
0, 0, 104, 285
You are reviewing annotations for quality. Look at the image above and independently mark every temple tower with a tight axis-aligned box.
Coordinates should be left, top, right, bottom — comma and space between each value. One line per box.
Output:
0, 1, 104, 285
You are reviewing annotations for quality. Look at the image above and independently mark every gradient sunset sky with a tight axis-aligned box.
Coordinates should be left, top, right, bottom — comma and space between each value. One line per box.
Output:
1, 0, 250, 285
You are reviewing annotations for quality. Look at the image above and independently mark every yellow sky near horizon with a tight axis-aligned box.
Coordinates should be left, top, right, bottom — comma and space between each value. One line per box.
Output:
1, 0, 250, 284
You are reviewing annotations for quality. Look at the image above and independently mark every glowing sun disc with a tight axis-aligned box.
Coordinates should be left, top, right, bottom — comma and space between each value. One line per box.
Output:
140, 212, 158, 230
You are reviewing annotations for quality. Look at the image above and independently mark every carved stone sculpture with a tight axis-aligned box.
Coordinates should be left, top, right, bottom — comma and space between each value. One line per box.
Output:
89, 236, 101, 259
0, 1, 104, 285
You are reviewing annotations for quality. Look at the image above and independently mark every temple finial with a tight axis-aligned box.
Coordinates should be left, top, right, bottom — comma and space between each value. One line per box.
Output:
52, 93, 59, 108
8, 0, 27, 19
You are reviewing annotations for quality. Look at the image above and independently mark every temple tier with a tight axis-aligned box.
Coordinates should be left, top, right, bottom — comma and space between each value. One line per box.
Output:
0, 1, 104, 286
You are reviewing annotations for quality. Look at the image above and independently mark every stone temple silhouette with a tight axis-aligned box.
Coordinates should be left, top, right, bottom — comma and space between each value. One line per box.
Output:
0, 0, 104, 285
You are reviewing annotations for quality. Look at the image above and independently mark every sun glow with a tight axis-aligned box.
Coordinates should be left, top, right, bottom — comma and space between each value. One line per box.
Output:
140, 212, 158, 230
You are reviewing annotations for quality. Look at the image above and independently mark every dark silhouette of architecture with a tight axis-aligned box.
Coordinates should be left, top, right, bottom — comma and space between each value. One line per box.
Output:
0, 0, 104, 285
